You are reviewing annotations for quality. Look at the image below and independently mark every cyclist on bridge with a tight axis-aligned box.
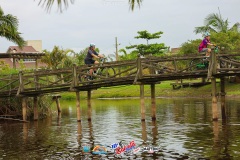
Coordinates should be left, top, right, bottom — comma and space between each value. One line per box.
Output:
84, 43, 104, 78
198, 32, 215, 57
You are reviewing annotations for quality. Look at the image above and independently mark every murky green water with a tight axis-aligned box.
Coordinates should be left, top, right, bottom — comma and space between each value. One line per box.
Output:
1, 98, 240, 159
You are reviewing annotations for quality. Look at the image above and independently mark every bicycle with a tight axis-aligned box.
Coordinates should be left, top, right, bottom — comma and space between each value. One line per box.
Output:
79, 57, 116, 82
189, 46, 232, 72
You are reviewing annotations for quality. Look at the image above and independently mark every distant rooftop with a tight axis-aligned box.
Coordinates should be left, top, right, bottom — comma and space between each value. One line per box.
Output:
7, 46, 38, 53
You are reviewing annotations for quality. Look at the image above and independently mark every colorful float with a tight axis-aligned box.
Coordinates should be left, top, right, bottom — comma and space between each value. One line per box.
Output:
92, 145, 108, 154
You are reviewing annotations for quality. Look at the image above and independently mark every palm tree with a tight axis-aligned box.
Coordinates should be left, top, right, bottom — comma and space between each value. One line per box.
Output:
41, 46, 73, 69
194, 13, 240, 34
37, 0, 142, 12
0, 7, 25, 47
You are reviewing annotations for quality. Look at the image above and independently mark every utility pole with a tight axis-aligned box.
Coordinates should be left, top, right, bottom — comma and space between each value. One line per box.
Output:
115, 37, 119, 61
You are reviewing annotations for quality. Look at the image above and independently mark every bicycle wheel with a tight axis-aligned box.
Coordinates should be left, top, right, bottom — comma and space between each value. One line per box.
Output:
99, 67, 116, 78
189, 58, 207, 71
219, 56, 232, 73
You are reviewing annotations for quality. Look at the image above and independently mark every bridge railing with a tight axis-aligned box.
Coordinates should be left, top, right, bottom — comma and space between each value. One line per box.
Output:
0, 73, 19, 97
18, 68, 73, 95
216, 53, 240, 73
75, 59, 137, 86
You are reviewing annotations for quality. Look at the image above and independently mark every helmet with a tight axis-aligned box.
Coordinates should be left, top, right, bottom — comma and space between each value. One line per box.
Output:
90, 43, 95, 47
203, 32, 210, 37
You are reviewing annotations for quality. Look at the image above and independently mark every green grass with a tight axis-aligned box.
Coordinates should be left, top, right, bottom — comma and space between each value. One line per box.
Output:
60, 79, 240, 100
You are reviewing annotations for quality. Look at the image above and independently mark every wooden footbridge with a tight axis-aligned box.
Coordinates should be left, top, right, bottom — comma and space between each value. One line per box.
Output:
1, 52, 240, 122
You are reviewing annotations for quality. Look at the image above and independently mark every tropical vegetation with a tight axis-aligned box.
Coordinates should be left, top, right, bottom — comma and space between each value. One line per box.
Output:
194, 13, 240, 34
0, 6, 25, 47
41, 46, 74, 69
179, 12, 240, 55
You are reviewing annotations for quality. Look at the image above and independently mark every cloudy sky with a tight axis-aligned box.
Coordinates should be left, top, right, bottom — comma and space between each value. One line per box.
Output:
0, 0, 239, 56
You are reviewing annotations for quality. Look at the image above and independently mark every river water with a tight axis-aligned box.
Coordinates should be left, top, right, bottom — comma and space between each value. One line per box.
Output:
1, 98, 240, 160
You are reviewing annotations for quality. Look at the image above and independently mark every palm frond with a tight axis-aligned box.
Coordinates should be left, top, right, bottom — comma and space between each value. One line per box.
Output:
194, 26, 210, 34
0, 7, 25, 47
129, 0, 142, 11
204, 13, 228, 33
37, 0, 75, 12
0, 26, 25, 47
229, 22, 240, 33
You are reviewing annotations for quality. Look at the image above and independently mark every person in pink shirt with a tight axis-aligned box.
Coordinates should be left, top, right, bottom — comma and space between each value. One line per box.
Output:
198, 32, 215, 57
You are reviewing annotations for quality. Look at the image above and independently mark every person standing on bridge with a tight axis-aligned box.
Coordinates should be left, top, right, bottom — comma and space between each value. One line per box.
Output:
198, 32, 215, 57
84, 43, 104, 79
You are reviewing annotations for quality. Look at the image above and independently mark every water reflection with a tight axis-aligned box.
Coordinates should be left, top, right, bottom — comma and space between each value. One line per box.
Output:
22, 123, 28, 143
77, 122, 82, 144
1, 98, 240, 159
151, 120, 158, 146
141, 121, 147, 143
212, 121, 220, 158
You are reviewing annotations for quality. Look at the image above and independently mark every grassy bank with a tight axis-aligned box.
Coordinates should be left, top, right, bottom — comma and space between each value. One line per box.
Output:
60, 79, 240, 100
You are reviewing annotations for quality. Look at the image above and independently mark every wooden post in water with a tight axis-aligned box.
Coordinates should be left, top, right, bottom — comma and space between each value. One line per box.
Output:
22, 97, 27, 121
56, 96, 61, 114
151, 84, 156, 121
220, 77, 226, 119
87, 90, 92, 121
33, 97, 38, 121
76, 91, 81, 122
140, 84, 145, 121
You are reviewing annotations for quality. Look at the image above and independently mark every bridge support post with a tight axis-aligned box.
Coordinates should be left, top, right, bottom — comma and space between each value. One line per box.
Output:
33, 97, 38, 121
55, 96, 61, 114
87, 90, 92, 121
22, 97, 27, 122
76, 91, 81, 122
211, 77, 218, 121
220, 77, 226, 119
140, 84, 145, 121
151, 84, 156, 121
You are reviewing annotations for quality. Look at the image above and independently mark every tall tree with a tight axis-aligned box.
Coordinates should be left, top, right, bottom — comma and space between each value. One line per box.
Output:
126, 30, 167, 56
194, 13, 240, 34
0, 7, 25, 47
135, 30, 163, 45
37, 0, 142, 12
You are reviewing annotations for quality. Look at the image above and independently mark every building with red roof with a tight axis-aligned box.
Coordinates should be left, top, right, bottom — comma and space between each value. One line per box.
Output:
0, 40, 46, 69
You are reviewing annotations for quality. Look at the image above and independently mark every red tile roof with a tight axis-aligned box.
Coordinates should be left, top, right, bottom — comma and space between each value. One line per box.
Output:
7, 46, 38, 53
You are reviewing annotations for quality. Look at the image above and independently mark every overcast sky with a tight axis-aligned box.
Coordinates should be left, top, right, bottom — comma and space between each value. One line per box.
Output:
0, 0, 239, 56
